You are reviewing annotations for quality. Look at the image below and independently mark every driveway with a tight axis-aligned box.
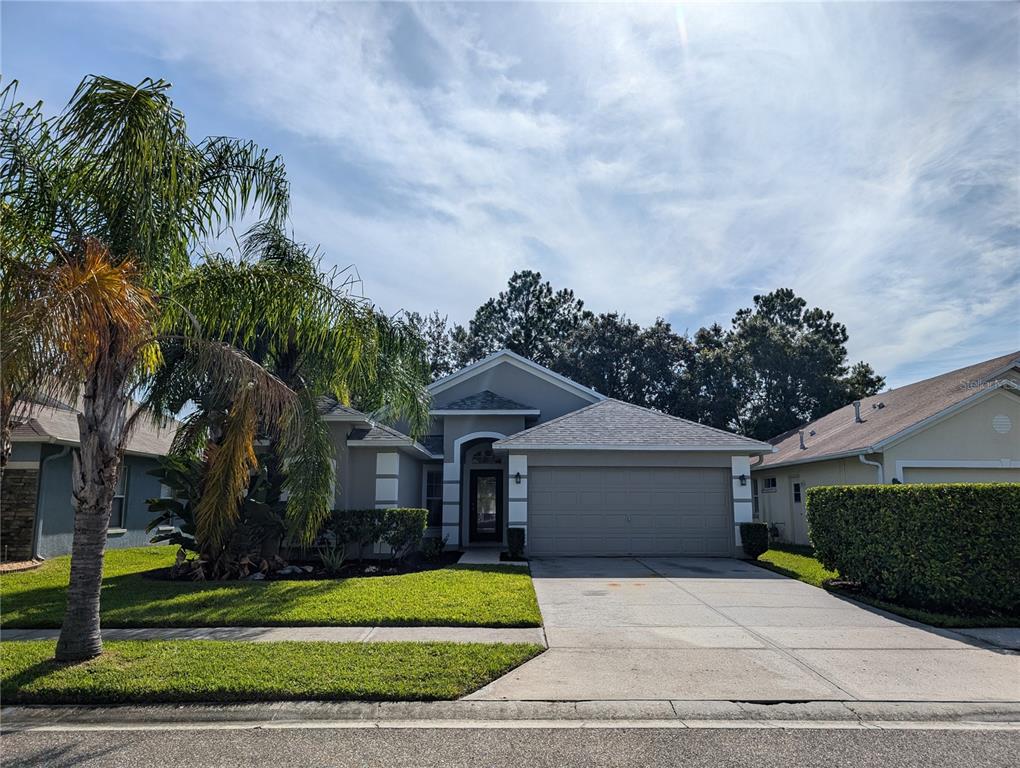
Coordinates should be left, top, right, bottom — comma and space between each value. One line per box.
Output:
468, 557, 1019, 702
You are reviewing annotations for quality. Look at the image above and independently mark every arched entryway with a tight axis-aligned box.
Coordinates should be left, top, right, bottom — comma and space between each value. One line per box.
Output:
462, 439, 505, 544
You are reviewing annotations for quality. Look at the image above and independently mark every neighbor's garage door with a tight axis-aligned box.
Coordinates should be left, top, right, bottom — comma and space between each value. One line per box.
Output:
528, 466, 732, 556
903, 467, 1020, 484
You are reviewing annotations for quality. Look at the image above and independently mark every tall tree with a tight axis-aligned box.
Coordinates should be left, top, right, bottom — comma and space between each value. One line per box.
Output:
730, 289, 885, 440
0, 76, 331, 661
405, 310, 455, 379
458, 270, 590, 367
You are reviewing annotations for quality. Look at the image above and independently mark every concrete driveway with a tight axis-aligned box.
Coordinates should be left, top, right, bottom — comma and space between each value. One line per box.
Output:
468, 557, 1019, 702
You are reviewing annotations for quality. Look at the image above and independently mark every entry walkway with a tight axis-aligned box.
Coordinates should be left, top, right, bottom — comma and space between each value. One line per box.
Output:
468, 556, 1019, 702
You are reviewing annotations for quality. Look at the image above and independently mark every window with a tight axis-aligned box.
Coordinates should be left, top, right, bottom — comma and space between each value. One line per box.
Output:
793, 482, 803, 504
763, 477, 777, 492
110, 467, 128, 529
424, 467, 443, 527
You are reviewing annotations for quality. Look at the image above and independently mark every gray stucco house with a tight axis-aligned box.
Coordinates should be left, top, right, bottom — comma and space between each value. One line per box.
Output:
328, 350, 773, 557
2, 400, 175, 561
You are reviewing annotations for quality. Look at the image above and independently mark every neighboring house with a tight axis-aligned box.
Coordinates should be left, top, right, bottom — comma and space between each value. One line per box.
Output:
752, 351, 1020, 545
327, 350, 772, 557
2, 401, 177, 560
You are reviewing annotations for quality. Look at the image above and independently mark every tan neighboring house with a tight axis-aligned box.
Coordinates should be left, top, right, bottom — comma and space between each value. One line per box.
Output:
751, 351, 1020, 545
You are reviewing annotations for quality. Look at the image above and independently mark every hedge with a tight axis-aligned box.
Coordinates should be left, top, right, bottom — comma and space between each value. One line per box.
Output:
806, 483, 1020, 614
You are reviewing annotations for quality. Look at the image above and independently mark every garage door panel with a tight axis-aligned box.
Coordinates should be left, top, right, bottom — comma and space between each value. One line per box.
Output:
529, 466, 732, 556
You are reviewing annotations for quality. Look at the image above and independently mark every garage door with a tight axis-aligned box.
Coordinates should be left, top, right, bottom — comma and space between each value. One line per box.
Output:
528, 466, 732, 556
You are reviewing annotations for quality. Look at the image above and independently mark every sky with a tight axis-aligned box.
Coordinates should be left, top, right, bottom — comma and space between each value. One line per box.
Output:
3, 1, 1018, 387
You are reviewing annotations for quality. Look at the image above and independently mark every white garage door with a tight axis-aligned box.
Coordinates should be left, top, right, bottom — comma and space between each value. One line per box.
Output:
528, 466, 732, 556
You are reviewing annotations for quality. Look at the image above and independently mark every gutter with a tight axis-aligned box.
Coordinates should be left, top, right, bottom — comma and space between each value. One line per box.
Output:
858, 453, 884, 484
33, 445, 72, 559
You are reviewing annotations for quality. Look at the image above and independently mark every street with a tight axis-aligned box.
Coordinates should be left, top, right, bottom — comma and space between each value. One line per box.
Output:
2, 726, 1018, 768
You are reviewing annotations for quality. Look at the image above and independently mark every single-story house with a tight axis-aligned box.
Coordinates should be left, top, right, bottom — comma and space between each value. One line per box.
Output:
751, 351, 1020, 545
328, 349, 773, 557
1, 400, 176, 560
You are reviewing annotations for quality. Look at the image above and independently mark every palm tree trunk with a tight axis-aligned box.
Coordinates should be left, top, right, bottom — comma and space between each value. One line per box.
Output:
54, 359, 131, 662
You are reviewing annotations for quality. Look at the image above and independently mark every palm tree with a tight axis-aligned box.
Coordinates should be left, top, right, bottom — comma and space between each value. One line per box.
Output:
147, 223, 431, 559
0, 76, 328, 661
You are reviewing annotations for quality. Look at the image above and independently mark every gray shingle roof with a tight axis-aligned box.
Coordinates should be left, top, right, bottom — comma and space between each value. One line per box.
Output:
494, 399, 772, 452
438, 390, 536, 411
760, 351, 1020, 468
347, 422, 413, 443
318, 398, 370, 420
11, 400, 177, 457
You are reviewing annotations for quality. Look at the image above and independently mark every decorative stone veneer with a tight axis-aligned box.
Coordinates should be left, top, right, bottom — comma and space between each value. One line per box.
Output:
1, 468, 39, 561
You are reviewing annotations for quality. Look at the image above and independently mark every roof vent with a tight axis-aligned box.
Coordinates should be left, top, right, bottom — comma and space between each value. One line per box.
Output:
853, 401, 863, 423
798, 430, 807, 450
872, 402, 886, 410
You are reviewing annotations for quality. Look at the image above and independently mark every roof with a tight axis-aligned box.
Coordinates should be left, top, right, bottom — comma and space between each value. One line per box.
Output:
428, 349, 604, 403
10, 400, 178, 457
432, 390, 538, 414
759, 351, 1020, 469
493, 398, 773, 452
318, 399, 372, 422
347, 422, 442, 459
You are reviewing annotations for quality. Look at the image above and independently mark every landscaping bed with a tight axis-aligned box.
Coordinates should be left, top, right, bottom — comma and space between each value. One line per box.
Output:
0, 547, 542, 629
0, 640, 543, 704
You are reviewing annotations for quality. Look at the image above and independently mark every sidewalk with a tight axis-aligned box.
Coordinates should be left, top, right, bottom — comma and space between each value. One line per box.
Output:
1, 626, 546, 645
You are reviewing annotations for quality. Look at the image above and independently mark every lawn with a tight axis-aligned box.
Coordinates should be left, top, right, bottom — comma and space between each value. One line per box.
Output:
756, 545, 1018, 628
0, 640, 543, 704
0, 547, 542, 628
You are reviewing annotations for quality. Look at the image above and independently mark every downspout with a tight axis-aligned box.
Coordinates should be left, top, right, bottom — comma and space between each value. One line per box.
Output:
32, 445, 72, 559
858, 453, 884, 484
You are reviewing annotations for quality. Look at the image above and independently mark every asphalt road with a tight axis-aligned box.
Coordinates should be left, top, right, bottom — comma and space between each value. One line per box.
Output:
2, 727, 1018, 768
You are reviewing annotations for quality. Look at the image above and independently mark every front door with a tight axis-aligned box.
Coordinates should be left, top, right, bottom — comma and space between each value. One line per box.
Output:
469, 469, 503, 542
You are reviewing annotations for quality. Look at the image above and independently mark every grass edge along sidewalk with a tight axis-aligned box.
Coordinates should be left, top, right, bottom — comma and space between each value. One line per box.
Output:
0, 639, 544, 704
0, 547, 542, 629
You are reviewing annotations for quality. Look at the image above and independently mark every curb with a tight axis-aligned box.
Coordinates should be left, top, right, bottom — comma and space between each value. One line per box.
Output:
3, 700, 1019, 730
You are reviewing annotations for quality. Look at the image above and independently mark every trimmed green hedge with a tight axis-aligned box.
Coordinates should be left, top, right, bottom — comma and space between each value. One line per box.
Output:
807, 483, 1020, 614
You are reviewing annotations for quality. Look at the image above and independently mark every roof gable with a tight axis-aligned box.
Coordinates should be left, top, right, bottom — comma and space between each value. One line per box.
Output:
432, 390, 539, 414
428, 350, 604, 404
494, 398, 772, 452
761, 351, 1020, 468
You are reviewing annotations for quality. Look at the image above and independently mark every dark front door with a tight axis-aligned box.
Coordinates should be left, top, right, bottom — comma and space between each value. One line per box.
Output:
469, 469, 503, 542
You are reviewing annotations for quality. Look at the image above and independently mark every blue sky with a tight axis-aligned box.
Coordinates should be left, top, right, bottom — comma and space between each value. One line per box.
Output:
3, 1, 1018, 387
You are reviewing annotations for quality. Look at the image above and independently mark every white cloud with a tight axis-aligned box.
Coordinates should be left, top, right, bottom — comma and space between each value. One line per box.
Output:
77, 1, 1020, 384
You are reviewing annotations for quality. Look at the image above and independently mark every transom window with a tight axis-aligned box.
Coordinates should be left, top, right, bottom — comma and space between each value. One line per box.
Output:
467, 444, 502, 466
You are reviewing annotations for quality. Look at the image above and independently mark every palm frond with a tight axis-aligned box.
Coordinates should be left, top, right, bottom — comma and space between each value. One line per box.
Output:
279, 389, 335, 546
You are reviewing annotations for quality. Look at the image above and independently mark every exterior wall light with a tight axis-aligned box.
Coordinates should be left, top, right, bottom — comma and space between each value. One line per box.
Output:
514, 472, 522, 485
739, 474, 748, 486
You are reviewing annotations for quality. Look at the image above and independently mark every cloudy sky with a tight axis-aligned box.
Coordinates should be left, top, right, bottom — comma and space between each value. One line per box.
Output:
3, 2, 1018, 386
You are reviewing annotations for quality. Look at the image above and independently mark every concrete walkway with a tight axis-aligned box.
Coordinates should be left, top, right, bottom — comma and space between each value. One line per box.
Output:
468, 557, 1020, 702
1, 626, 546, 645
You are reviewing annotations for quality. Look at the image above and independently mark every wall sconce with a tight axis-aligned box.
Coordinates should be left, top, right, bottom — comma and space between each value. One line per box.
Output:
514, 472, 522, 485
738, 474, 748, 486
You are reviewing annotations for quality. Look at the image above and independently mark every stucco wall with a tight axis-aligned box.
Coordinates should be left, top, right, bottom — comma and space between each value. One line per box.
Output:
752, 457, 878, 545
36, 449, 163, 559
398, 452, 423, 508
526, 451, 736, 468
345, 448, 378, 509
432, 360, 594, 422
883, 388, 1020, 480
441, 414, 527, 459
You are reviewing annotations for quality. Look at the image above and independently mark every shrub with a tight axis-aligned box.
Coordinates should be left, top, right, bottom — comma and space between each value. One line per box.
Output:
807, 483, 1020, 614
325, 508, 428, 562
507, 528, 526, 560
420, 535, 448, 562
739, 522, 769, 559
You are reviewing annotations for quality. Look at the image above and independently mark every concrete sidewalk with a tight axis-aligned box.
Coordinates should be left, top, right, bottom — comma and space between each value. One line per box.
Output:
1, 626, 546, 645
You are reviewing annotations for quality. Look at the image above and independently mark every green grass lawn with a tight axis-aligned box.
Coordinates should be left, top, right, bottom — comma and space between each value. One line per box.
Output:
756, 545, 1018, 628
0, 640, 543, 704
0, 547, 542, 629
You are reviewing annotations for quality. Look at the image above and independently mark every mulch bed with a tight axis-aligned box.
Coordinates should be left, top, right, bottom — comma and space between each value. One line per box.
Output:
0, 560, 43, 573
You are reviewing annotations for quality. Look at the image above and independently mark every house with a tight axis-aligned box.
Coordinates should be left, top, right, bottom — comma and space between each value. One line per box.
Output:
751, 351, 1020, 545
327, 349, 773, 556
2, 400, 177, 560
